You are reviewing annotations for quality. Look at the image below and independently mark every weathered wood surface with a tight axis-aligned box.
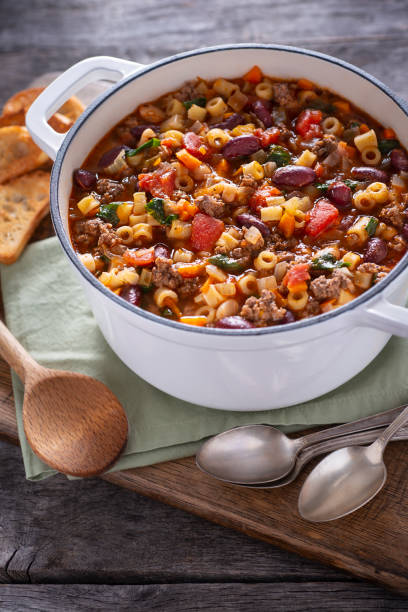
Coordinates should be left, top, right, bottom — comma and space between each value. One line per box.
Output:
1, 0, 408, 609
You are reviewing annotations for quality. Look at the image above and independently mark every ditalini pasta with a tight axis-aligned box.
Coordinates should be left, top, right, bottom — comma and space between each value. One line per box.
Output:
69, 67, 408, 328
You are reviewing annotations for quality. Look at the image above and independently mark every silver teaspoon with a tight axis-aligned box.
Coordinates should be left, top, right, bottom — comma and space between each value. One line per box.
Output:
196, 406, 405, 485
245, 426, 408, 489
298, 406, 408, 522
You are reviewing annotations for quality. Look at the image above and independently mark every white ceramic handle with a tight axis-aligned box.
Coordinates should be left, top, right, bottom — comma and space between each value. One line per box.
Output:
25, 56, 144, 159
362, 294, 408, 337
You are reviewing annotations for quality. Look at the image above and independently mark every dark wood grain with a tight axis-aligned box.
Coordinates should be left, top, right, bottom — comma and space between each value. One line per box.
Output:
1, 0, 408, 607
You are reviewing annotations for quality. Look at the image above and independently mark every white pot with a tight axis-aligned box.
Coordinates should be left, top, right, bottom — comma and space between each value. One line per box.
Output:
26, 44, 408, 411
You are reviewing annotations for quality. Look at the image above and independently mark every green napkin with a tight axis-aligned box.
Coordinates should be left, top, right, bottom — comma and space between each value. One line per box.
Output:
2, 237, 407, 480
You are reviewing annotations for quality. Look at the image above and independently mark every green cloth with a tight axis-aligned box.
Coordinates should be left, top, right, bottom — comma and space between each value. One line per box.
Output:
1, 237, 407, 480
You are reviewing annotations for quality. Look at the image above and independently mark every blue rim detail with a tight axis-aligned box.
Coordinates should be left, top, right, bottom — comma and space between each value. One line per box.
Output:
50, 43, 408, 336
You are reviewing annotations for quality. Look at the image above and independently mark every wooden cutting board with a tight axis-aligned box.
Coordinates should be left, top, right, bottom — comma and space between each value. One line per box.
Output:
1, 218, 408, 595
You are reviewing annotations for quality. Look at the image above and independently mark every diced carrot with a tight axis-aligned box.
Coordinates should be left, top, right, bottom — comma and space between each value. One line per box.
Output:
200, 278, 212, 293
179, 316, 208, 327
176, 148, 202, 170
161, 137, 177, 147
333, 100, 350, 114
216, 159, 231, 177
297, 78, 315, 90
178, 262, 205, 278
278, 212, 295, 238
320, 298, 336, 313
359, 123, 370, 134
383, 127, 396, 139
338, 140, 356, 159
283, 263, 310, 291
243, 65, 262, 84
224, 112, 234, 118
124, 248, 155, 267
314, 162, 325, 178
179, 201, 198, 221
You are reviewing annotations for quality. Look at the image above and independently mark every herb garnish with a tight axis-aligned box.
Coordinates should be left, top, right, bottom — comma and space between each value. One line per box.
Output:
311, 253, 350, 271
183, 97, 207, 110
96, 203, 120, 226
315, 179, 358, 193
365, 217, 378, 237
125, 138, 161, 157
267, 145, 291, 167
146, 197, 178, 226
307, 99, 335, 114
208, 254, 246, 272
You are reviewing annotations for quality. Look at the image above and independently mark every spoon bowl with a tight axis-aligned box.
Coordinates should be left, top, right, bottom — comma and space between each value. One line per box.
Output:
298, 446, 386, 522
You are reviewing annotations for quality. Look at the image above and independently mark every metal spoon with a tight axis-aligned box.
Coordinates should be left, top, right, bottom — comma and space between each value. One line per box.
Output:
245, 425, 408, 489
196, 406, 405, 485
298, 406, 408, 522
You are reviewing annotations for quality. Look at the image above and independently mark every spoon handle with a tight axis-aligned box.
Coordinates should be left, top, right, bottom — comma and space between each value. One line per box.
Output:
370, 405, 408, 455
298, 404, 407, 449
0, 319, 40, 383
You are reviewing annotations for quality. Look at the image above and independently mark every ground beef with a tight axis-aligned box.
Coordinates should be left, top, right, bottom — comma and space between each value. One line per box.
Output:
98, 223, 126, 255
152, 257, 182, 290
241, 290, 286, 325
229, 226, 264, 266
311, 135, 338, 159
273, 83, 296, 107
121, 174, 139, 191
357, 262, 387, 282
332, 268, 355, 291
276, 250, 296, 262
73, 217, 103, 248
95, 178, 125, 204
302, 297, 321, 317
116, 116, 140, 146
178, 277, 201, 299
195, 194, 227, 218
310, 274, 342, 301
380, 203, 405, 229
238, 175, 258, 203
174, 80, 199, 102
267, 230, 297, 251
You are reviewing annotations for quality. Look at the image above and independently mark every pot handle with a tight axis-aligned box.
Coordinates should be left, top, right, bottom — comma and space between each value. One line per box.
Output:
361, 294, 408, 337
25, 56, 144, 159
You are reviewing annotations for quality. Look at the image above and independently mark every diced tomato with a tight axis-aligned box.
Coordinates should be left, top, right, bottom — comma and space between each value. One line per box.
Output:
254, 127, 280, 147
283, 263, 310, 291
249, 185, 282, 212
191, 213, 224, 252
295, 109, 323, 140
138, 166, 176, 198
124, 248, 155, 267
305, 198, 339, 238
183, 132, 206, 159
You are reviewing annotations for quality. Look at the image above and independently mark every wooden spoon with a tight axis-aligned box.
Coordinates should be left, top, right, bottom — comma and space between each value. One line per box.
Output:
0, 319, 128, 477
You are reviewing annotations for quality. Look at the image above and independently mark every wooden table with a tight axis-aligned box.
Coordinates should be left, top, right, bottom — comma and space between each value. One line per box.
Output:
1, 1, 408, 609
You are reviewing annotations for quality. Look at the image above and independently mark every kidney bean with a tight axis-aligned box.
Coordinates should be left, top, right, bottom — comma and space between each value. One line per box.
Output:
251, 100, 272, 128
339, 215, 355, 231
120, 285, 142, 307
364, 238, 388, 264
390, 149, 408, 171
327, 181, 352, 208
281, 310, 296, 324
130, 124, 158, 139
154, 243, 171, 259
74, 169, 97, 190
236, 213, 271, 237
351, 166, 388, 183
273, 165, 316, 187
212, 113, 243, 130
98, 145, 129, 168
215, 316, 254, 329
222, 135, 261, 159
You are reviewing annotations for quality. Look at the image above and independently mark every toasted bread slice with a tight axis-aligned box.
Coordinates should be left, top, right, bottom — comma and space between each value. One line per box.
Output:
0, 126, 49, 184
2, 87, 45, 116
0, 170, 50, 264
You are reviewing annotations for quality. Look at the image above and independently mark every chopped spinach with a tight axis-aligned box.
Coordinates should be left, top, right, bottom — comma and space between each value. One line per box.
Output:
344, 179, 359, 191
140, 284, 154, 293
378, 139, 400, 155
311, 253, 350, 271
307, 99, 335, 114
365, 217, 378, 237
183, 97, 207, 110
315, 179, 358, 193
96, 203, 120, 226
146, 197, 178, 226
208, 254, 245, 273
267, 144, 291, 167
162, 307, 175, 317
125, 138, 161, 158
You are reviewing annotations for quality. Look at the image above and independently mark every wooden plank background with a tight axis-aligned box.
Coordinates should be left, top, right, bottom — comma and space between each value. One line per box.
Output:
1, 0, 408, 609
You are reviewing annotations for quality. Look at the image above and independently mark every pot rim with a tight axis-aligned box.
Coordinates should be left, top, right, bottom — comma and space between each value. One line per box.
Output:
50, 43, 408, 337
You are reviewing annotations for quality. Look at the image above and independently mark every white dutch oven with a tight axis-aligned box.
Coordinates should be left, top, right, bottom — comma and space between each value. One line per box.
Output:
26, 44, 408, 411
